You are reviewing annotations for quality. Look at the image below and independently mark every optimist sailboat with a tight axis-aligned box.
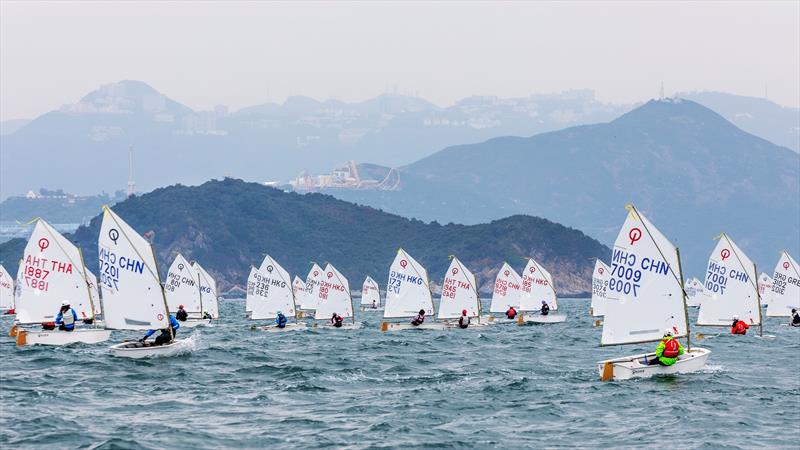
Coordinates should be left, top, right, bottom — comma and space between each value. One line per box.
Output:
194, 262, 219, 320
292, 276, 306, 305
12, 218, 111, 346
590, 259, 611, 318
437, 256, 486, 328
766, 251, 800, 317
248, 255, 305, 332
101, 207, 189, 358
165, 254, 210, 328
313, 263, 359, 329
381, 248, 444, 331
518, 258, 566, 323
0, 264, 15, 314
684, 277, 705, 307
597, 205, 710, 381
696, 234, 763, 336
757, 273, 773, 308
298, 263, 324, 317
488, 262, 522, 322
360, 276, 382, 311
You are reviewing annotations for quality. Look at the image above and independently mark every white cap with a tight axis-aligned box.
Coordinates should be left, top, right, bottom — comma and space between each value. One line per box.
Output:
61, 300, 70, 306
732, 314, 739, 320
664, 328, 674, 337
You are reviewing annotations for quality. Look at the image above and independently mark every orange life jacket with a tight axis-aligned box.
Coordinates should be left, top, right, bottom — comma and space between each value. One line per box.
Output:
731, 320, 749, 334
662, 338, 680, 358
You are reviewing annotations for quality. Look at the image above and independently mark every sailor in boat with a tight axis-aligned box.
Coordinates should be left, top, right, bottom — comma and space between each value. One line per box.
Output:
646, 329, 685, 366
506, 306, 517, 320
730, 315, 750, 335
540, 301, 550, 316
139, 315, 180, 346
458, 309, 470, 329
176, 304, 189, 322
411, 309, 426, 326
330, 313, 344, 328
55, 301, 78, 332
275, 311, 288, 329
371, 299, 378, 309
791, 309, 800, 327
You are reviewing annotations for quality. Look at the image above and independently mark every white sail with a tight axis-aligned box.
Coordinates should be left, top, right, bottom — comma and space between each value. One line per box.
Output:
0, 264, 14, 310
519, 258, 557, 312
490, 262, 522, 313
757, 272, 773, 307
245, 267, 260, 314
194, 262, 219, 319
684, 277, 705, 307
292, 276, 306, 303
16, 219, 95, 324
766, 251, 800, 317
314, 263, 353, 320
601, 205, 687, 346
697, 234, 760, 326
98, 207, 169, 330
300, 263, 324, 310
384, 248, 434, 319
164, 254, 202, 315
361, 276, 381, 306
85, 268, 102, 316
249, 255, 295, 320
437, 257, 480, 319
590, 260, 611, 316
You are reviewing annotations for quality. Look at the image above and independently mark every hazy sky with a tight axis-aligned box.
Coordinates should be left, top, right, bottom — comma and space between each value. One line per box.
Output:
1, 1, 798, 119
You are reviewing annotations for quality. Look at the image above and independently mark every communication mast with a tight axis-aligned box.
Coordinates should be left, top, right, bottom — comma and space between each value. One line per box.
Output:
127, 145, 136, 197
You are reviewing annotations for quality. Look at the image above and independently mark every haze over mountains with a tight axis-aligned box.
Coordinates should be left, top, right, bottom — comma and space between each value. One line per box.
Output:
331, 99, 800, 277
0, 179, 609, 296
2, 80, 797, 201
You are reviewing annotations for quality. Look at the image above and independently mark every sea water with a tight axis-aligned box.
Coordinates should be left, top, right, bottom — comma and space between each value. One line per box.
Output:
1, 299, 798, 449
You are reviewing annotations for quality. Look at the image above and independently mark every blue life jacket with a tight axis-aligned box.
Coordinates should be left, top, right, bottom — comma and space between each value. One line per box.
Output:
276, 314, 287, 328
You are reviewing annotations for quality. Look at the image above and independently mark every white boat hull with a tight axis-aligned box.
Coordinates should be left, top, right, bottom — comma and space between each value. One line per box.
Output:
109, 339, 192, 358
441, 320, 490, 329
361, 307, 384, 312
16, 328, 112, 346
177, 318, 211, 328
380, 321, 447, 331
597, 347, 711, 381
519, 313, 567, 324
256, 323, 308, 333
314, 322, 362, 330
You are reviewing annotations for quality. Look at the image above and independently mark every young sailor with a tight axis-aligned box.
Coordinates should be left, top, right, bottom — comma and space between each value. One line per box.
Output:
540, 301, 550, 316
331, 313, 344, 328
458, 309, 470, 329
55, 301, 78, 332
176, 304, 189, 322
410, 309, 426, 326
731, 315, 750, 335
506, 306, 517, 320
140, 315, 180, 346
371, 299, 378, 309
791, 309, 800, 327
275, 311, 288, 329
650, 329, 685, 366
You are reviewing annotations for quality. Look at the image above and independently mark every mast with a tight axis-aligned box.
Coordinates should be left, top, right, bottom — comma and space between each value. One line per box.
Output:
76, 247, 97, 325
195, 262, 204, 319
676, 247, 691, 351
754, 262, 764, 337
150, 244, 173, 340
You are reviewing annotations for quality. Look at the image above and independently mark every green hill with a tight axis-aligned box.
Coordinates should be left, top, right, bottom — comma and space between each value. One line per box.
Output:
0, 178, 609, 295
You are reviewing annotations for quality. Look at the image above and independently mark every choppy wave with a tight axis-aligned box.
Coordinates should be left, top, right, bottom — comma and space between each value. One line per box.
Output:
1, 300, 798, 449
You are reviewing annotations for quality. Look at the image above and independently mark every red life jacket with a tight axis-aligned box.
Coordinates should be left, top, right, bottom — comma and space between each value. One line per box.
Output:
662, 338, 680, 358
506, 307, 516, 318
732, 320, 748, 334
